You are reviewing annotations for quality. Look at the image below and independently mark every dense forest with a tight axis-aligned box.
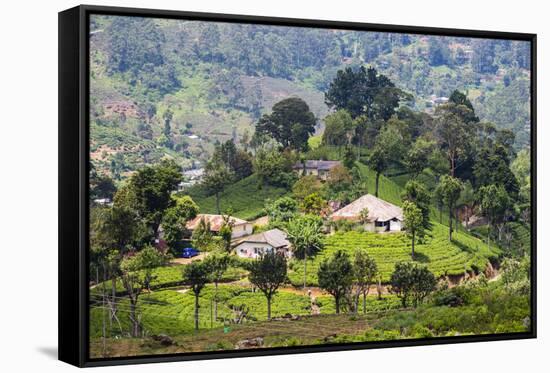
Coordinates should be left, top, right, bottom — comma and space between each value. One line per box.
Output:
89, 15, 531, 179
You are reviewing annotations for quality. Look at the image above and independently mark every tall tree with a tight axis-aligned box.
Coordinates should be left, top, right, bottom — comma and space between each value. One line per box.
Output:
247, 252, 288, 320
120, 246, 166, 337
325, 66, 407, 120
405, 138, 435, 178
352, 250, 378, 314
390, 262, 436, 307
182, 261, 211, 331
286, 215, 324, 289
128, 160, 183, 239
434, 103, 474, 177
203, 253, 231, 320
402, 201, 424, 260
478, 184, 511, 246
318, 250, 354, 314
161, 195, 198, 252
202, 157, 234, 214
435, 175, 463, 241
402, 180, 432, 233
255, 97, 316, 151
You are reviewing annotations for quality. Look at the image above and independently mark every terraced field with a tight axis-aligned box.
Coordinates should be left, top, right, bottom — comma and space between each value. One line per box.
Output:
288, 222, 501, 286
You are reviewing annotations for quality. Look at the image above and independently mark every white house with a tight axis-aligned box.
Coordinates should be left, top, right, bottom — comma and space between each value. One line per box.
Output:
185, 214, 253, 239
330, 194, 403, 232
233, 228, 292, 259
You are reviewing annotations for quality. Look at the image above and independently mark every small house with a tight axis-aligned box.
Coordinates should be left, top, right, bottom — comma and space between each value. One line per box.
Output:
292, 160, 342, 181
330, 194, 403, 232
185, 214, 253, 239
233, 228, 292, 259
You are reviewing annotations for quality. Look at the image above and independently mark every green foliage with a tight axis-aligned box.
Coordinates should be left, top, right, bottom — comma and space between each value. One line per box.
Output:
402, 201, 424, 259
161, 195, 199, 251
318, 250, 354, 313
253, 148, 295, 188
256, 97, 316, 151
389, 262, 436, 307
265, 196, 298, 227
247, 251, 288, 319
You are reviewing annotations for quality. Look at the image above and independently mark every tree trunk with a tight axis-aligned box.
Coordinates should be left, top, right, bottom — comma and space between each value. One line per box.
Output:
267, 296, 272, 321
111, 277, 117, 325
194, 293, 200, 331
214, 282, 218, 321
335, 296, 340, 314
375, 173, 380, 197
362, 291, 367, 314
215, 192, 221, 214
303, 251, 308, 290
448, 206, 453, 241
411, 231, 415, 260
129, 298, 139, 337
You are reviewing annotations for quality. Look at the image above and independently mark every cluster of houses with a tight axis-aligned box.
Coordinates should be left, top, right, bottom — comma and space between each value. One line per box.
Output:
182, 160, 404, 259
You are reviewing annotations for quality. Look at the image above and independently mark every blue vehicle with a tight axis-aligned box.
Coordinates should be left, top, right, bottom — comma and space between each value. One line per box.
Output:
181, 247, 200, 258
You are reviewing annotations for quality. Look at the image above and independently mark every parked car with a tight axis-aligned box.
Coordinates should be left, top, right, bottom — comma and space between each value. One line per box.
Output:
181, 247, 200, 258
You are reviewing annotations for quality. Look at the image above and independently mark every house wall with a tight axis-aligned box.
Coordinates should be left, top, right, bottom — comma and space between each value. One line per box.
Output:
363, 222, 376, 232
389, 220, 402, 231
231, 223, 254, 238
235, 242, 274, 258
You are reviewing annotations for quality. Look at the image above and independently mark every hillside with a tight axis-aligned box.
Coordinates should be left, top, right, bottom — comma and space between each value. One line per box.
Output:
89, 15, 532, 178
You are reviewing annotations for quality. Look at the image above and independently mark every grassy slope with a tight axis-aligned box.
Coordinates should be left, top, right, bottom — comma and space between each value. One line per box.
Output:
186, 174, 289, 221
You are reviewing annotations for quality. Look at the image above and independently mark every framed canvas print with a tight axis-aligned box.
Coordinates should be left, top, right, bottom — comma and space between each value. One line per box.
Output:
58, 5, 536, 367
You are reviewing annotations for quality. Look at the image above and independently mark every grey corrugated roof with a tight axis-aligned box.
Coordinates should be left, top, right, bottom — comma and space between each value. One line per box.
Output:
293, 160, 342, 171
235, 228, 290, 248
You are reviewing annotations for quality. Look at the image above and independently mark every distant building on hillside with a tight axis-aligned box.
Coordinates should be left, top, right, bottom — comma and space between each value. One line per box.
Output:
233, 228, 292, 259
292, 160, 342, 181
330, 194, 403, 232
185, 214, 253, 239
177, 168, 204, 191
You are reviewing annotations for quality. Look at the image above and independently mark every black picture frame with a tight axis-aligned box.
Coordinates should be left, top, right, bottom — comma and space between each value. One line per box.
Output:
59, 4, 537, 367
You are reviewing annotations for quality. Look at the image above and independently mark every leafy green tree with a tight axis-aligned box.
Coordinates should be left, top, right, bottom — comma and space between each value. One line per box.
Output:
478, 184, 511, 246
434, 103, 475, 177
402, 201, 424, 260
90, 170, 117, 202
182, 260, 211, 331
203, 253, 231, 320
219, 213, 234, 253
286, 215, 324, 289
405, 138, 435, 178
389, 262, 436, 307
322, 110, 355, 152
292, 175, 322, 202
162, 109, 174, 148
366, 146, 387, 198
255, 97, 316, 151
128, 159, 183, 239
202, 157, 234, 214
247, 251, 288, 320
120, 246, 167, 336
402, 180, 432, 233
300, 193, 328, 215
253, 148, 294, 188
435, 175, 463, 240
325, 66, 407, 120
318, 250, 354, 314
265, 196, 298, 227
161, 195, 198, 252
352, 250, 378, 314
458, 181, 475, 230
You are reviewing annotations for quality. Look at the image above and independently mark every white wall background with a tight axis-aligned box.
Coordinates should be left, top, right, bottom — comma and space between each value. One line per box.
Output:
0, 0, 547, 371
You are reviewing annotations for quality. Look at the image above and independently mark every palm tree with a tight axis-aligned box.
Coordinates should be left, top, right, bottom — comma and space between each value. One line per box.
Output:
286, 215, 324, 290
